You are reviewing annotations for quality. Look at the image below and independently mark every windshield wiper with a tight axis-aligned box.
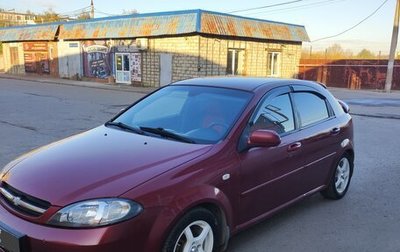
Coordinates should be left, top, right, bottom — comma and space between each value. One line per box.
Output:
140, 127, 195, 144
105, 121, 146, 135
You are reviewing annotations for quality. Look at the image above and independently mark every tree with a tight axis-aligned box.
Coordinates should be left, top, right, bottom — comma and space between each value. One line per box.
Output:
356, 49, 375, 59
76, 12, 91, 20
325, 43, 353, 59
36, 8, 63, 23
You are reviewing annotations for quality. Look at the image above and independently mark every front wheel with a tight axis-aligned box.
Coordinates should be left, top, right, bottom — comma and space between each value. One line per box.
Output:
321, 153, 353, 200
162, 208, 219, 252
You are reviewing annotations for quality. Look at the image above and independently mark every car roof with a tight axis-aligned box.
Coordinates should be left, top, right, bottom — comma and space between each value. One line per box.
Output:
171, 77, 318, 92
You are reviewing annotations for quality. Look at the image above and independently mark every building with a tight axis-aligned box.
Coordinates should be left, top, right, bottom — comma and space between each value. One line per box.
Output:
0, 11, 36, 27
0, 10, 309, 87
0, 23, 60, 76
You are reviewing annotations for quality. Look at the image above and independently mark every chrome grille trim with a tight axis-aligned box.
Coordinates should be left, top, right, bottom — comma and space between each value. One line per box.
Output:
0, 187, 47, 214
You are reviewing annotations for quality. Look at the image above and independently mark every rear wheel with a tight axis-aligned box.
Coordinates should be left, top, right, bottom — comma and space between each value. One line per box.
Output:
321, 153, 353, 199
163, 208, 220, 252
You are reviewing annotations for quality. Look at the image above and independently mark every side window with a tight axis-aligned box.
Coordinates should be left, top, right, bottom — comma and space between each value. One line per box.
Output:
293, 92, 329, 127
227, 49, 244, 75
267, 52, 281, 77
250, 93, 295, 135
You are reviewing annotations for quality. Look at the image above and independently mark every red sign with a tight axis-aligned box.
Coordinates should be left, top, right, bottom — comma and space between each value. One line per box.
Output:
23, 42, 48, 52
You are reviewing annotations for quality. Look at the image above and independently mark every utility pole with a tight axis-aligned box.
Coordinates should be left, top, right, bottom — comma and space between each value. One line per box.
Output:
90, 0, 95, 19
385, 0, 400, 93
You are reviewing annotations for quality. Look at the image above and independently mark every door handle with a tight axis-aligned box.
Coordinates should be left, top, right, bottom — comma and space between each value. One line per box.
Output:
287, 142, 302, 152
331, 127, 341, 135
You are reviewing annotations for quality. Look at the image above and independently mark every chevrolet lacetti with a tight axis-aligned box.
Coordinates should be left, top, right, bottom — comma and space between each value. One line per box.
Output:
0, 78, 354, 252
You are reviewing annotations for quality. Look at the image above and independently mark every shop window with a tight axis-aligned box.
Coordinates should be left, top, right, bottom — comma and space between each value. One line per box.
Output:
267, 52, 281, 77
227, 49, 244, 75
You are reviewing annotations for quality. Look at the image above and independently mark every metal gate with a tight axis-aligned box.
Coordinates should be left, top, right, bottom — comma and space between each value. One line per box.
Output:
160, 53, 173, 86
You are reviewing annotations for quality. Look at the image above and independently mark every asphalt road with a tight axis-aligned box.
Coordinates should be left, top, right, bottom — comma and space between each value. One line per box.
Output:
1, 78, 399, 251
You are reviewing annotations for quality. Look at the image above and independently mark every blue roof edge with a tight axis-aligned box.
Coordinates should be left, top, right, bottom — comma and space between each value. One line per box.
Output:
196, 9, 202, 32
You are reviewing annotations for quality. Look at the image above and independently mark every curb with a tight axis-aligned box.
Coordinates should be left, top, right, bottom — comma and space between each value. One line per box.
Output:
351, 113, 400, 120
0, 74, 156, 94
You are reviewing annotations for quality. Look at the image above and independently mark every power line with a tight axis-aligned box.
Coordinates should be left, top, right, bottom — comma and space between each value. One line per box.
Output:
93, 8, 119, 16
228, 0, 304, 14
248, 0, 345, 16
58, 6, 91, 16
312, 0, 390, 42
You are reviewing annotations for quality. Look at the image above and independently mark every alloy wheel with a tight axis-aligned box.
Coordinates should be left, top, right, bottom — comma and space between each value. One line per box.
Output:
335, 157, 351, 194
173, 220, 214, 252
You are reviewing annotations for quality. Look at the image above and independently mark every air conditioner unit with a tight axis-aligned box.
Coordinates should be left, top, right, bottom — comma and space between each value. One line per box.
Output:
136, 38, 148, 50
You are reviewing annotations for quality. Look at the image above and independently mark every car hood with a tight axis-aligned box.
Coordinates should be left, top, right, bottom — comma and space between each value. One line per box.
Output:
1, 126, 212, 206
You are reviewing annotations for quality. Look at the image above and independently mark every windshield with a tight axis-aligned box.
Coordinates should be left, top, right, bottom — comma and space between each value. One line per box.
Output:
109, 85, 252, 144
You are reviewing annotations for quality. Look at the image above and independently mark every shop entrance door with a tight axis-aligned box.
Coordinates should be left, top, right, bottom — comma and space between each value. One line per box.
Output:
116, 53, 131, 84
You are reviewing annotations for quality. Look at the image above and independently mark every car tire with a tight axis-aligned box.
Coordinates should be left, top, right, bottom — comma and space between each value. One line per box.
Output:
162, 207, 220, 252
321, 153, 353, 200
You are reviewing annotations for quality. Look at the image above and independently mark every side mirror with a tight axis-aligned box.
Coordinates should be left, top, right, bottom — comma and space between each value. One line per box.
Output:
337, 99, 350, 113
248, 129, 281, 148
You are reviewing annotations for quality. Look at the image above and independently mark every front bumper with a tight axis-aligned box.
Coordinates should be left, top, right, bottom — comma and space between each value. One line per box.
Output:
0, 203, 155, 252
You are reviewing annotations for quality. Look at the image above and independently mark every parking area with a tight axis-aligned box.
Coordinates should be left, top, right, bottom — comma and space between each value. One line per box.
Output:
1, 77, 399, 251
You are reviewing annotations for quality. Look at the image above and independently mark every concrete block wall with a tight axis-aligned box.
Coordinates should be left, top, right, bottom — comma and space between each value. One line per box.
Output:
199, 37, 302, 79
143, 36, 201, 87
131, 35, 302, 87
142, 39, 160, 87
280, 43, 302, 78
198, 37, 231, 77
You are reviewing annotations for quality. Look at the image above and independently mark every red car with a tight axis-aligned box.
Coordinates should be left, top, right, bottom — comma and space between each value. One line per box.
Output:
0, 78, 354, 252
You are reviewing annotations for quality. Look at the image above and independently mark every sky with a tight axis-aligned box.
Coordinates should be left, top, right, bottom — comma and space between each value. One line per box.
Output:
1, 0, 398, 54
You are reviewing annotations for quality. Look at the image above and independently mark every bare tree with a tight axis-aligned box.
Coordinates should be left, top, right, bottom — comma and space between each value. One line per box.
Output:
325, 43, 353, 59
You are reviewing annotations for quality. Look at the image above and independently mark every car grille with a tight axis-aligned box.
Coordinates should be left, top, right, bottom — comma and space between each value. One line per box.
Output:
0, 183, 50, 217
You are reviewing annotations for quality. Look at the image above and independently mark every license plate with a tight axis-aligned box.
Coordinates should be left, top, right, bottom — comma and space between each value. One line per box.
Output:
0, 222, 26, 252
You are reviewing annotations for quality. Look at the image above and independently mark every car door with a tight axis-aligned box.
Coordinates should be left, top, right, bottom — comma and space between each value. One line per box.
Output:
238, 86, 307, 224
290, 85, 342, 191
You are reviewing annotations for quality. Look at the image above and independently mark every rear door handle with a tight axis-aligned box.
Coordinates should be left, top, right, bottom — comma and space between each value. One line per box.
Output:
287, 142, 302, 152
331, 127, 341, 135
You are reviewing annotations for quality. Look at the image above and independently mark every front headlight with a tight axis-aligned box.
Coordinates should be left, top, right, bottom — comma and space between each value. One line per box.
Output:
48, 198, 143, 228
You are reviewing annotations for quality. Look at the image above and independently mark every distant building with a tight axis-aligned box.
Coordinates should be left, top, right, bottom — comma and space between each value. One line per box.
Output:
0, 9, 309, 87
0, 11, 36, 27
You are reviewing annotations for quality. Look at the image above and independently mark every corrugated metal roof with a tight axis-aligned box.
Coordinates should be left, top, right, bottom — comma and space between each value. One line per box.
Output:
59, 12, 198, 40
0, 10, 309, 42
200, 12, 309, 42
0, 24, 59, 42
